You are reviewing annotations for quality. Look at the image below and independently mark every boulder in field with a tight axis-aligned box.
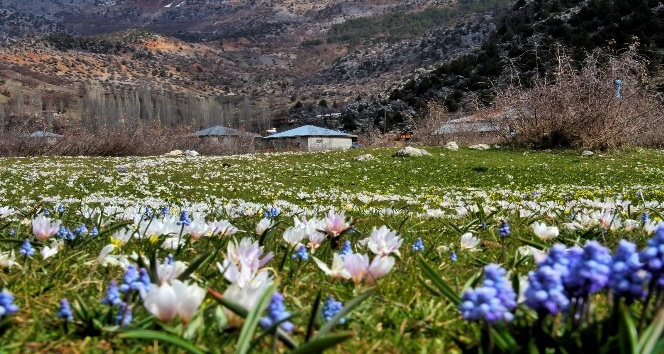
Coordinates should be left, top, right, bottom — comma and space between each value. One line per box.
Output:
393, 146, 431, 157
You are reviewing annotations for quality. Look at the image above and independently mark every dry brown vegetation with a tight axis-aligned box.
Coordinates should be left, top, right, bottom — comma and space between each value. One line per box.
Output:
492, 46, 664, 150
0, 123, 263, 156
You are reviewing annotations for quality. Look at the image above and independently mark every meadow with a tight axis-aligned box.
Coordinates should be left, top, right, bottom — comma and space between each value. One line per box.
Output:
0, 146, 662, 353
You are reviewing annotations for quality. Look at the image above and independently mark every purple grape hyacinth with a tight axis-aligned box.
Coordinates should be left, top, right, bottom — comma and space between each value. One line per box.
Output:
57, 298, 73, 322
525, 265, 569, 315
564, 241, 611, 298
322, 295, 346, 324
292, 245, 309, 261
102, 280, 122, 306
459, 264, 516, 323
640, 224, 664, 289
412, 237, 425, 252
339, 240, 353, 257
119, 265, 151, 293
115, 302, 132, 326
0, 290, 19, 319
18, 238, 35, 257
609, 240, 649, 304
260, 292, 294, 333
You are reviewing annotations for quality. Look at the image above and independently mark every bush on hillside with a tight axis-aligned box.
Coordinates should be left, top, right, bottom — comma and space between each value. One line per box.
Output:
493, 46, 664, 150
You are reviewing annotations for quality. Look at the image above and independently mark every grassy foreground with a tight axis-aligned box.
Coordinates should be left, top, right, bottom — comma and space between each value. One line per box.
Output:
0, 146, 662, 352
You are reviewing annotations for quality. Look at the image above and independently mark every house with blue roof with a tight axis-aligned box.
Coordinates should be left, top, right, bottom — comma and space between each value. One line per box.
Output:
263, 125, 357, 151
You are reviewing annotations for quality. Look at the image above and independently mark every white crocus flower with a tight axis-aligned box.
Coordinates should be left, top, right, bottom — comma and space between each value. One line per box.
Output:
40, 245, 58, 260
313, 254, 351, 280
142, 280, 205, 324
32, 215, 61, 241
343, 253, 369, 285
255, 218, 273, 235
186, 218, 209, 240
531, 221, 559, 241
208, 220, 238, 237
222, 276, 273, 328
460, 232, 480, 250
518, 246, 547, 263
282, 226, 306, 247
365, 225, 403, 257
0, 250, 20, 269
366, 255, 395, 284
156, 261, 188, 284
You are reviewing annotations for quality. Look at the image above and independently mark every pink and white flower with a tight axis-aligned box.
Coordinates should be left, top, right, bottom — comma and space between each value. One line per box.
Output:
366, 255, 395, 284
208, 220, 238, 237
32, 215, 61, 241
142, 279, 205, 324
343, 253, 369, 285
324, 211, 351, 237
365, 226, 403, 257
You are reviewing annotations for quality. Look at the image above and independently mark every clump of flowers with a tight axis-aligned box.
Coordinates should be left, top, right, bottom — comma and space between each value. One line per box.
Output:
119, 265, 151, 293
322, 295, 346, 324
0, 289, 19, 319
260, 292, 294, 332
458, 264, 516, 323
412, 237, 425, 252
640, 223, 664, 289
609, 240, 649, 304
56, 298, 73, 322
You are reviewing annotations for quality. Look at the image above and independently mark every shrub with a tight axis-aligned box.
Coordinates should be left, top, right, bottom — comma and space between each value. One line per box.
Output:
493, 46, 664, 150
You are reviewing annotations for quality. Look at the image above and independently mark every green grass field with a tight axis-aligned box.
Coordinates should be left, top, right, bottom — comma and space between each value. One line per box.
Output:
0, 147, 662, 352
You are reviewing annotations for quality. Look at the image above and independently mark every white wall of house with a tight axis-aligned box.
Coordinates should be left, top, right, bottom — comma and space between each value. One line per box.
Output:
305, 137, 352, 151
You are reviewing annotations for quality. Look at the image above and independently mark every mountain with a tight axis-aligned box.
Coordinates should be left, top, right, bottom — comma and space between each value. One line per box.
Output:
0, 0, 515, 134
356, 0, 664, 130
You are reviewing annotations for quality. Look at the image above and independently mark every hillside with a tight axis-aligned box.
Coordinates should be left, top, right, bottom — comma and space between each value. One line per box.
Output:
0, 0, 515, 134
351, 0, 664, 130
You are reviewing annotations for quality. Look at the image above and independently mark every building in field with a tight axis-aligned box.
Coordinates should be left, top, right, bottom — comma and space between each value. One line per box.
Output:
263, 125, 356, 151
27, 130, 63, 145
193, 126, 261, 143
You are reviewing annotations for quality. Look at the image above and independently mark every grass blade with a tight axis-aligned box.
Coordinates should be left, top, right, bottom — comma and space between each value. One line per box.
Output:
516, 237, 547, 250
208, 288, 297, 349
305, 290, 322, 342
417, 255, 461, 305
235, 284, 274, 354
638, 308, 664, 354
618, 304, 637, 354
208, 288, 248, 317
315, 289, 374, 339
119, 329, 206, 354
177, 249, 215, 281
290, 333, 353, 354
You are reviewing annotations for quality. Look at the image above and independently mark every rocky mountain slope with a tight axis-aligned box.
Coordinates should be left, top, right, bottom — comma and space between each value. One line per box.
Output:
0, 0, 513, 133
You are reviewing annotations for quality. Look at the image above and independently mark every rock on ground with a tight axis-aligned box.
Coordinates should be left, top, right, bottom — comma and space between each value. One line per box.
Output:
469, 144, 490, 150
355, 154, 374, 161
444, 142, 459, 151
164, 150, 183, 156
393, 146, 432, 157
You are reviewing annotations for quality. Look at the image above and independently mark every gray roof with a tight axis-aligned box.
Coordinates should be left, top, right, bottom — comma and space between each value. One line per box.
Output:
433, 121, 500, 134
28, 131, 63, 138
264, 125, 355, 139
195, 126, 261, 137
